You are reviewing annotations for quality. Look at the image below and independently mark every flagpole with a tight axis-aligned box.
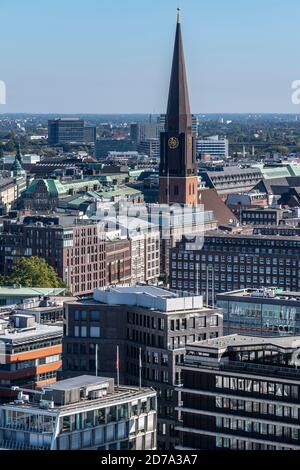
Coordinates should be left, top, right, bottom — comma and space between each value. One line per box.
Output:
139, 347, 142, 389
116, 345, 120, 388
95, 344, 98, 377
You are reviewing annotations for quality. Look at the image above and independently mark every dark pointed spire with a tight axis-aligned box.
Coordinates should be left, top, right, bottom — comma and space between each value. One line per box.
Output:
15, 142, 23, 164
166, 11, 192, 133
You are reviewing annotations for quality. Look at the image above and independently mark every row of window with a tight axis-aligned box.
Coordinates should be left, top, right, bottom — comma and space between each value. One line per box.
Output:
215, 416, 300, 441
74, 310, 101, 321
216, 376, 298, 399
172, 252, 300, 264
216, 396, 299, 420
172, 263, 298, 276
127, 312, 165, 330
74, 326, 100, 338
215, 436, 294, 450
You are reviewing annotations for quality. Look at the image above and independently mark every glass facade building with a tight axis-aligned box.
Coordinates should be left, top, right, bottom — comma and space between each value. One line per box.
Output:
0, 376, 157, 450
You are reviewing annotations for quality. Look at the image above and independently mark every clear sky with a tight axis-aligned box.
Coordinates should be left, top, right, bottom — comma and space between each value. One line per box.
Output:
1, 0, 300, 114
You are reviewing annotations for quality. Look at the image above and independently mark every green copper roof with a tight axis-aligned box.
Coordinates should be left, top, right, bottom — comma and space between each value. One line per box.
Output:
253, 164, 300, 180
0, 287, 65, 298
12, 157, 23, 172
26, 178, 104, 197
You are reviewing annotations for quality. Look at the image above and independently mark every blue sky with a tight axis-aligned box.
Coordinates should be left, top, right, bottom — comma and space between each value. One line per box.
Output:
1, 0, 300, 113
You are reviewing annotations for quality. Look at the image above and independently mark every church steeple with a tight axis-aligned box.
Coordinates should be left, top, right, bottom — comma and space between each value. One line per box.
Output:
12, 143, 25, 176
159, 12, 198, 206
166, 9, 192, 134
16, 143, 23, 164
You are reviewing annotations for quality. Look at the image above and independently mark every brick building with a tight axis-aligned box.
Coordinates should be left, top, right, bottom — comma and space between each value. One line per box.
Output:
170, 227, 300, 305
0, 215, 106, 297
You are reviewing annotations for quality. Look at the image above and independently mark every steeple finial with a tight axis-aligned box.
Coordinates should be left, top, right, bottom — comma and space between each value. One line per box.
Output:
177, 7, 181, 23
166, 5, 191, 133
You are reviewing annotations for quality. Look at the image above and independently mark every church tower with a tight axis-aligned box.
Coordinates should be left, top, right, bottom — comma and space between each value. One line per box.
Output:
159, 12, 198, 206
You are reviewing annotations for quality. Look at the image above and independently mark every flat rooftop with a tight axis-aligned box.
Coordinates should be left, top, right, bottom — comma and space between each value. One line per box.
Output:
0, 323, 63, 343
217, 288, 300, 302
45, 375, 109, 392
93, 286, 206, 313
189, 334, 300, 351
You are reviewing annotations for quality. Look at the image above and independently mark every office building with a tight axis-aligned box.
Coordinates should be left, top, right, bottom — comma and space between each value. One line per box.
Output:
138, 139, 160, 159
95, 139, 137, 160
196, 136, 229, 158
0, 375, 157, 450
239, 206, 287, 226
170, 228, 300, 305
177, 335, 300, 450
0, 315, 62, 402
217, 288, 300, 337
159, 114, 199, 137
48, 119, 96, 145
62, 285, 223, 449
131, 122, 163, 144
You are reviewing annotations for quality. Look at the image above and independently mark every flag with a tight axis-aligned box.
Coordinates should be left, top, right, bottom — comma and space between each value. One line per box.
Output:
116, 346, 119, 370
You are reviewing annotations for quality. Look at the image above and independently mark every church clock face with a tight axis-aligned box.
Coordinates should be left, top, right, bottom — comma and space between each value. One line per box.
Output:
168, 136, 179, 149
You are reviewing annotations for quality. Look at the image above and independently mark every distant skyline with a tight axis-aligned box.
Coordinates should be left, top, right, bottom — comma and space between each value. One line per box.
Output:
1, 0, 300, 114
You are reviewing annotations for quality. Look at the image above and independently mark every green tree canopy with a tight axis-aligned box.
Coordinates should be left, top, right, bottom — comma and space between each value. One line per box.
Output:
273, 146, 289, 155
3, 257, 65, 288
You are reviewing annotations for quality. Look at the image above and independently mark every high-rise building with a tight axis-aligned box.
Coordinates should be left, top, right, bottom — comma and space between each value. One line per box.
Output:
177, 335, 300, 450
0, 375, 157, 450
62, 286, 222, 449
159, 114, 199, 137
138, 139, 160, 159
159, 14, 198, 206
48, 119, 96, 145
131, 122, 163, 144
196, 136, 229, 158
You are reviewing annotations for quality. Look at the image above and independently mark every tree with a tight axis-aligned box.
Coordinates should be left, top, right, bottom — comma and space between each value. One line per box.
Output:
3, 257, 65, 288
274, 146, 289, 155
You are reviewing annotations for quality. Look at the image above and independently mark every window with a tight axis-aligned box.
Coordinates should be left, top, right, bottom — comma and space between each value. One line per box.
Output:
91, 311, 100, 321
90, 327, 100, 338
118, 423, 126, 440
216, 376, 222, 389
106, 424, 115, 442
